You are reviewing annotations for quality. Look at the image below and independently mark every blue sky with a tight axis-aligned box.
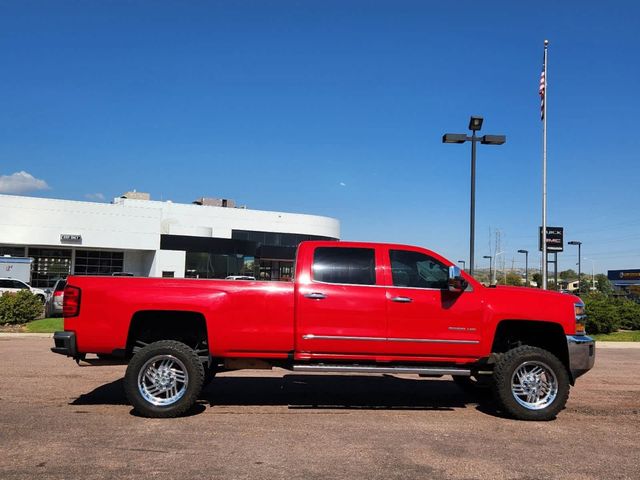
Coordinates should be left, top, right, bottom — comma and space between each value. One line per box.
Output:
1, 1, 639, 273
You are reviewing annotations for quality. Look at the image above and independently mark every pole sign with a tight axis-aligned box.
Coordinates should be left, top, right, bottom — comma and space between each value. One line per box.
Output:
539, 226, 563, 252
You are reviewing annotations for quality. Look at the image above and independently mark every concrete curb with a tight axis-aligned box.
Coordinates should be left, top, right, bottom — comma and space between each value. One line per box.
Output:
595, 341, 640, 349
0, 332, 54, 338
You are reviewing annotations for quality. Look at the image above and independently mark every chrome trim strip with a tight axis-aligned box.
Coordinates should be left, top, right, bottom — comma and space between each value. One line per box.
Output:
302, 334, 386, 342
301, 334, 479, 344
293, 364, 471, 376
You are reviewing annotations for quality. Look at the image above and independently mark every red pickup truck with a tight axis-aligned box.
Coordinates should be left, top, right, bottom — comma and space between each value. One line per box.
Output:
52, 241, 595, 420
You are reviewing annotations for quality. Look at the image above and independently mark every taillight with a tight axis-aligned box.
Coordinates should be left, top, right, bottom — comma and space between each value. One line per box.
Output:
63, 286, 81, 317
53, 291, 64, 297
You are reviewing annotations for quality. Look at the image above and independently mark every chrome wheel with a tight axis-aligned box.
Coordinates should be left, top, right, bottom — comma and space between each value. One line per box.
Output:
137, 355, 189, 406
511, 360, 558, 410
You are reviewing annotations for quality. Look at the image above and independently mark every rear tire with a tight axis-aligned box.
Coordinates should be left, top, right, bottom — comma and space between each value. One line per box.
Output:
492, 345, 569, 421
124, 340, 204, 418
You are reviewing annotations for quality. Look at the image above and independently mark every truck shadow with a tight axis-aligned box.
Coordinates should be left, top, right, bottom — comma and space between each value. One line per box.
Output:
71, 374, 499, 416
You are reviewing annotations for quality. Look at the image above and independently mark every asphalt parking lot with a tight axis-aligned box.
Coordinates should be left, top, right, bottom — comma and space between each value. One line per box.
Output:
1, 336, 638, 480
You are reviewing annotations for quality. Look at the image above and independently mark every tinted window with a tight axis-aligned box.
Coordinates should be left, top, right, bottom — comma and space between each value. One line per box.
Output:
0, 279, 13, 288
390, 250, 449, 289
313, 247, 376, 285
54, 280, 67, 292
11, 280, 28, 289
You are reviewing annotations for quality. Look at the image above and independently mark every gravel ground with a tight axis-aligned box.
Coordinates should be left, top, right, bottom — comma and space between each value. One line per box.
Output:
0, 336, 638, 480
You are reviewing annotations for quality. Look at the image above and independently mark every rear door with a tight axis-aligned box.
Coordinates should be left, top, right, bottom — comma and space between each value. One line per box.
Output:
296, 245, 388, 356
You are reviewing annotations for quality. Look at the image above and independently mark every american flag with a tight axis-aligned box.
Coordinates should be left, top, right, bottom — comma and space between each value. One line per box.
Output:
539, 61, 546, 120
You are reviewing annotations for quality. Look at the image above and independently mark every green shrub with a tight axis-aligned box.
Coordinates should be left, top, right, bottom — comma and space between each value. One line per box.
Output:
583, 293, 618, 334
0, 290, 44, 324
618, 298, 640, 330
583, 293, 640, 334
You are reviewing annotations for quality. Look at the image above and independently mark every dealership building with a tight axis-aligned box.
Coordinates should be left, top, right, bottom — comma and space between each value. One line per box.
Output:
0, 192, 340, 288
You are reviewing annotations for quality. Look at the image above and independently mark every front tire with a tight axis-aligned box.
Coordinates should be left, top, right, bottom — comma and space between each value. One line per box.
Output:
124, 340, 204, 418
492, 345, 570, 421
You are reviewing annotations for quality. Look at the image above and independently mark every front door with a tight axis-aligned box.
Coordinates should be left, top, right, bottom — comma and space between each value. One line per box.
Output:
384, 248, 483, 359
296, 246, 388, 357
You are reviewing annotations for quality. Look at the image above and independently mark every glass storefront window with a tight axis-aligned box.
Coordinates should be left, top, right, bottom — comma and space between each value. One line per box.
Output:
74, 250, 124, 276
185, 253, 257, 279
0, 246, 26, 257
29, 248, 72, 288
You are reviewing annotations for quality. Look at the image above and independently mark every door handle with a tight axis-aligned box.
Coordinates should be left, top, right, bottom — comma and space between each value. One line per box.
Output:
390, 296, 413, 303
304, 292, 327, 300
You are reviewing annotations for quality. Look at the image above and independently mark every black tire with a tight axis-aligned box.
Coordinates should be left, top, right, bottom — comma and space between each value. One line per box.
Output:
492, 345, 570, 421
124, 340, 204, 418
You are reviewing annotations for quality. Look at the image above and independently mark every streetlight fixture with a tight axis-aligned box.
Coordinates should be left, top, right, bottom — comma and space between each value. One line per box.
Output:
443, 116, 506, 276
483, 255, 493, 285
568, 241, 582, 293
457, 260, 466, 270
517, 249, 529, 286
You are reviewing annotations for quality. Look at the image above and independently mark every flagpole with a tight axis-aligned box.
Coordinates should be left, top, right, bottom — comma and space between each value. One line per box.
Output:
542, 39, 549, 289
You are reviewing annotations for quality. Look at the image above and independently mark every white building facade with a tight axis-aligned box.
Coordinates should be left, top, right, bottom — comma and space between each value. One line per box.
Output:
0, 193, 340, 288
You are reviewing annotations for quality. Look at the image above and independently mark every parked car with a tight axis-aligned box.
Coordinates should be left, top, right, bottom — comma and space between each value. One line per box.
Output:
47, 279, 67, 317
224, 275, 256, 280
0, 277, 48, 303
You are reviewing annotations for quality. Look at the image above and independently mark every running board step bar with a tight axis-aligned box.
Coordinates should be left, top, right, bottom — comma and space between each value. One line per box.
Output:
292, 365, 471, 376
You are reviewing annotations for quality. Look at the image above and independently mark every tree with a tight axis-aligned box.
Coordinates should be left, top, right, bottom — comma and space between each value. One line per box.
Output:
595, 274, 613, 296
531, 272, 542, 288
504, 272, 523, 286
559, 269, 578, 281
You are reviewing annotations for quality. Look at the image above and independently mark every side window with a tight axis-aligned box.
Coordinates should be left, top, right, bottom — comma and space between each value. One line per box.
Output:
389, 250, 449, 289
312, 247, 376, 285
12, 280, 29, 289
0, 279, 12, 288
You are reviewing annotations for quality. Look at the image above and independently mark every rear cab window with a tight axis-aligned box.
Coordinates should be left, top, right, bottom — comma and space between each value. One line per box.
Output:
312, 247, 377, 285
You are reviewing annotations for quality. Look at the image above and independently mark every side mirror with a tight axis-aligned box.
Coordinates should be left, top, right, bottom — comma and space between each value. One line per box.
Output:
448, 266, 468, 293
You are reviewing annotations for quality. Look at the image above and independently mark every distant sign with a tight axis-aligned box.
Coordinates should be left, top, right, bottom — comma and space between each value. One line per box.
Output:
60, 234, 82, 243
608, 269, 640, 284
539, 226, 563, 252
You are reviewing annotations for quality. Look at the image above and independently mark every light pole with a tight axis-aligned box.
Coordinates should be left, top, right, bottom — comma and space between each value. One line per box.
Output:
584, 257, 596, 291
568, 240, 582, 293
518, 249, 529, 286
457, 260, 466, 270
483, 255, 493, 285
443, 116, 506, 276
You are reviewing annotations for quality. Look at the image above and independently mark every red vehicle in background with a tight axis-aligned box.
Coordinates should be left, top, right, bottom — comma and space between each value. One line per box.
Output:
52, 241, 595, 420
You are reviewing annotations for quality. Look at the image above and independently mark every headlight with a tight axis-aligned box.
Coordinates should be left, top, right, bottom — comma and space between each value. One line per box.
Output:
574, 302, 586, 335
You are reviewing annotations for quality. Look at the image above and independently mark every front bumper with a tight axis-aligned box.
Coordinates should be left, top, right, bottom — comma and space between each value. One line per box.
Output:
566, 335, 596, 381
51, 331, 77, 358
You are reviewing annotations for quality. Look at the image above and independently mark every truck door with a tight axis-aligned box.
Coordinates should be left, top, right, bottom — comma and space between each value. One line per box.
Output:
384, 248, 483, 358
296, 246, 388, 357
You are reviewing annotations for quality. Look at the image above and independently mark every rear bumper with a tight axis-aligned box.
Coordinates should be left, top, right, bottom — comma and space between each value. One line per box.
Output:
51, 331, 77, 358
566, 335, 596, 381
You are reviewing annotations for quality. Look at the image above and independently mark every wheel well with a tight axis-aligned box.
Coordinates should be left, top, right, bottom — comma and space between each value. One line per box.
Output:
492, 320, 569, 372
126, 310, 209, 359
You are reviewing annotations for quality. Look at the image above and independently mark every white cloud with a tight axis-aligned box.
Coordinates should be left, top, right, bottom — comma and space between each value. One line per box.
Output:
339, 182, 346, 187
0, 171, 49, 194
84, 192, 106, 201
